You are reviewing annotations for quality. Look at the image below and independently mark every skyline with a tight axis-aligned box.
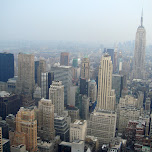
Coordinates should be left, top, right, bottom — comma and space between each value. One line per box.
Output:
0, 0, 152, 45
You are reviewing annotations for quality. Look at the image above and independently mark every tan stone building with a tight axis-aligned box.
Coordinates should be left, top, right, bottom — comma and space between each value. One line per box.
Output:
60, 52, 69, 66
97, 54, 116, 111
70, 120, 87, 142
17, 53, 35, 95
81, 57, 90, 80
49, 81, 64, 116
87, 110, 116, 145
38, 98, 55, 141
9, 107, 37, 152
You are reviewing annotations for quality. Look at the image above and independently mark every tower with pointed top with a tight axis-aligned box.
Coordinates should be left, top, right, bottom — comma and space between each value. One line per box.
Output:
133, 9, 146, 79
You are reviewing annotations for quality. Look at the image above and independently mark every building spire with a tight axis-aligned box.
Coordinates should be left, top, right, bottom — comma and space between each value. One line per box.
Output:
141, 8, 143, 26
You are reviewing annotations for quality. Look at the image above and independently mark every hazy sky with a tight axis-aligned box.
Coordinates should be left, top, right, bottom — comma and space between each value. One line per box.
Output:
0, 0, 151, 45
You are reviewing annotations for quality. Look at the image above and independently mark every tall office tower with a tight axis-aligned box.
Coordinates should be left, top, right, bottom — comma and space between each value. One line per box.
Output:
87, 110, 117, 145
60, 52, 69, 66
113, 50, 118, 73
97, 54, 116, 111
81, 95, 89, 120
80, 78, 89, 96
51, 65, 72, 105
88, 80, 97, 102
0, 91, 21, 120
133, 10, 146, 79
0, 53, 14, 82
38, 98, 55, 141
9, 107, 37, 152
81, 57, 90, 80
36, 60, 46, 87
35, 61, 39, 84
104, 48, 114, 64
41, 72, 54, 99
112, 74, 124, 103
17, 53, 35, 95
49, 81, 64, 116
70, 120, 87, 142
0, 127, 2, 152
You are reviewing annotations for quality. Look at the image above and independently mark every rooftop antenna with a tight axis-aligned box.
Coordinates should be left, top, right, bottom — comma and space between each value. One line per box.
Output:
141, 8, 143, 26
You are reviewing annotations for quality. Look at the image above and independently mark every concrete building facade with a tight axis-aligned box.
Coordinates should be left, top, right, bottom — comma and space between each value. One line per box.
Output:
17, 53, 35, 95
70, 120, 87, 142
38, 98, 55, 141
49, 81, 64, 116
81, 57, 90, 80
87, 110, 116, 145
97, 54, 116, 111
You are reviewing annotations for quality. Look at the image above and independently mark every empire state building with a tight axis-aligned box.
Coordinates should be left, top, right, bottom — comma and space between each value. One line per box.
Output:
133, 10, 146, 79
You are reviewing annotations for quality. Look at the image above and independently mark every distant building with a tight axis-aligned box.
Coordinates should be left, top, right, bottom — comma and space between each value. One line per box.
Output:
66, 105, 79, 122
17, 53, 35, 95
81, 95, 89, 120
0, 91, 21, 120
72, 58, 78, 68
81, 57, 90, 80
38, 98, 55, 141
51, 65, 72, 105
80, 78, 89, 96
87, 110, 116, 145
7, 76, 18, 93
49, 81, 64, 116
133, 11, 146, 79
104, 48, 114, 64
112, 74, 124, 103
88, 80, 97, 102
36, 60, 46, 87
41, 72, 54, 99
70, 120, 87, 142
60, 52, 69, 66
0, 53, 14, 82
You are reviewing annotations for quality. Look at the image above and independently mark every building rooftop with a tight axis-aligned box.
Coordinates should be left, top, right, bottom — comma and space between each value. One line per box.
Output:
73, 120, 86, 125
2, 138, 10, 145
0, 91, 10, 97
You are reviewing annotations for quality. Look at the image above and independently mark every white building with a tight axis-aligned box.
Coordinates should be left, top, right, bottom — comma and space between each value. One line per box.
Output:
97, 54, 116, 111
49, 81, 64, 116
70, 120, 87, 142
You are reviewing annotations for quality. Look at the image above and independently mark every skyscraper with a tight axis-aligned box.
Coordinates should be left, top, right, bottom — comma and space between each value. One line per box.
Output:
38, 98, 55, 141
133, 10, 146, 79
17, 53, 35, 95
51, 65, 72, 105
97, 54, 116, 111
49, 81, 64, 116
10, 107, 37, 152
0, 53, 14, 82
60, 52, 69, 66
36, 60, 46, 87
81, 57, 90, 80
41, 72, 54, 99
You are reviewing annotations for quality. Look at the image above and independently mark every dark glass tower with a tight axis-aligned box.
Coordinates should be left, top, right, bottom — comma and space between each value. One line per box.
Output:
0, 53, 14, 82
